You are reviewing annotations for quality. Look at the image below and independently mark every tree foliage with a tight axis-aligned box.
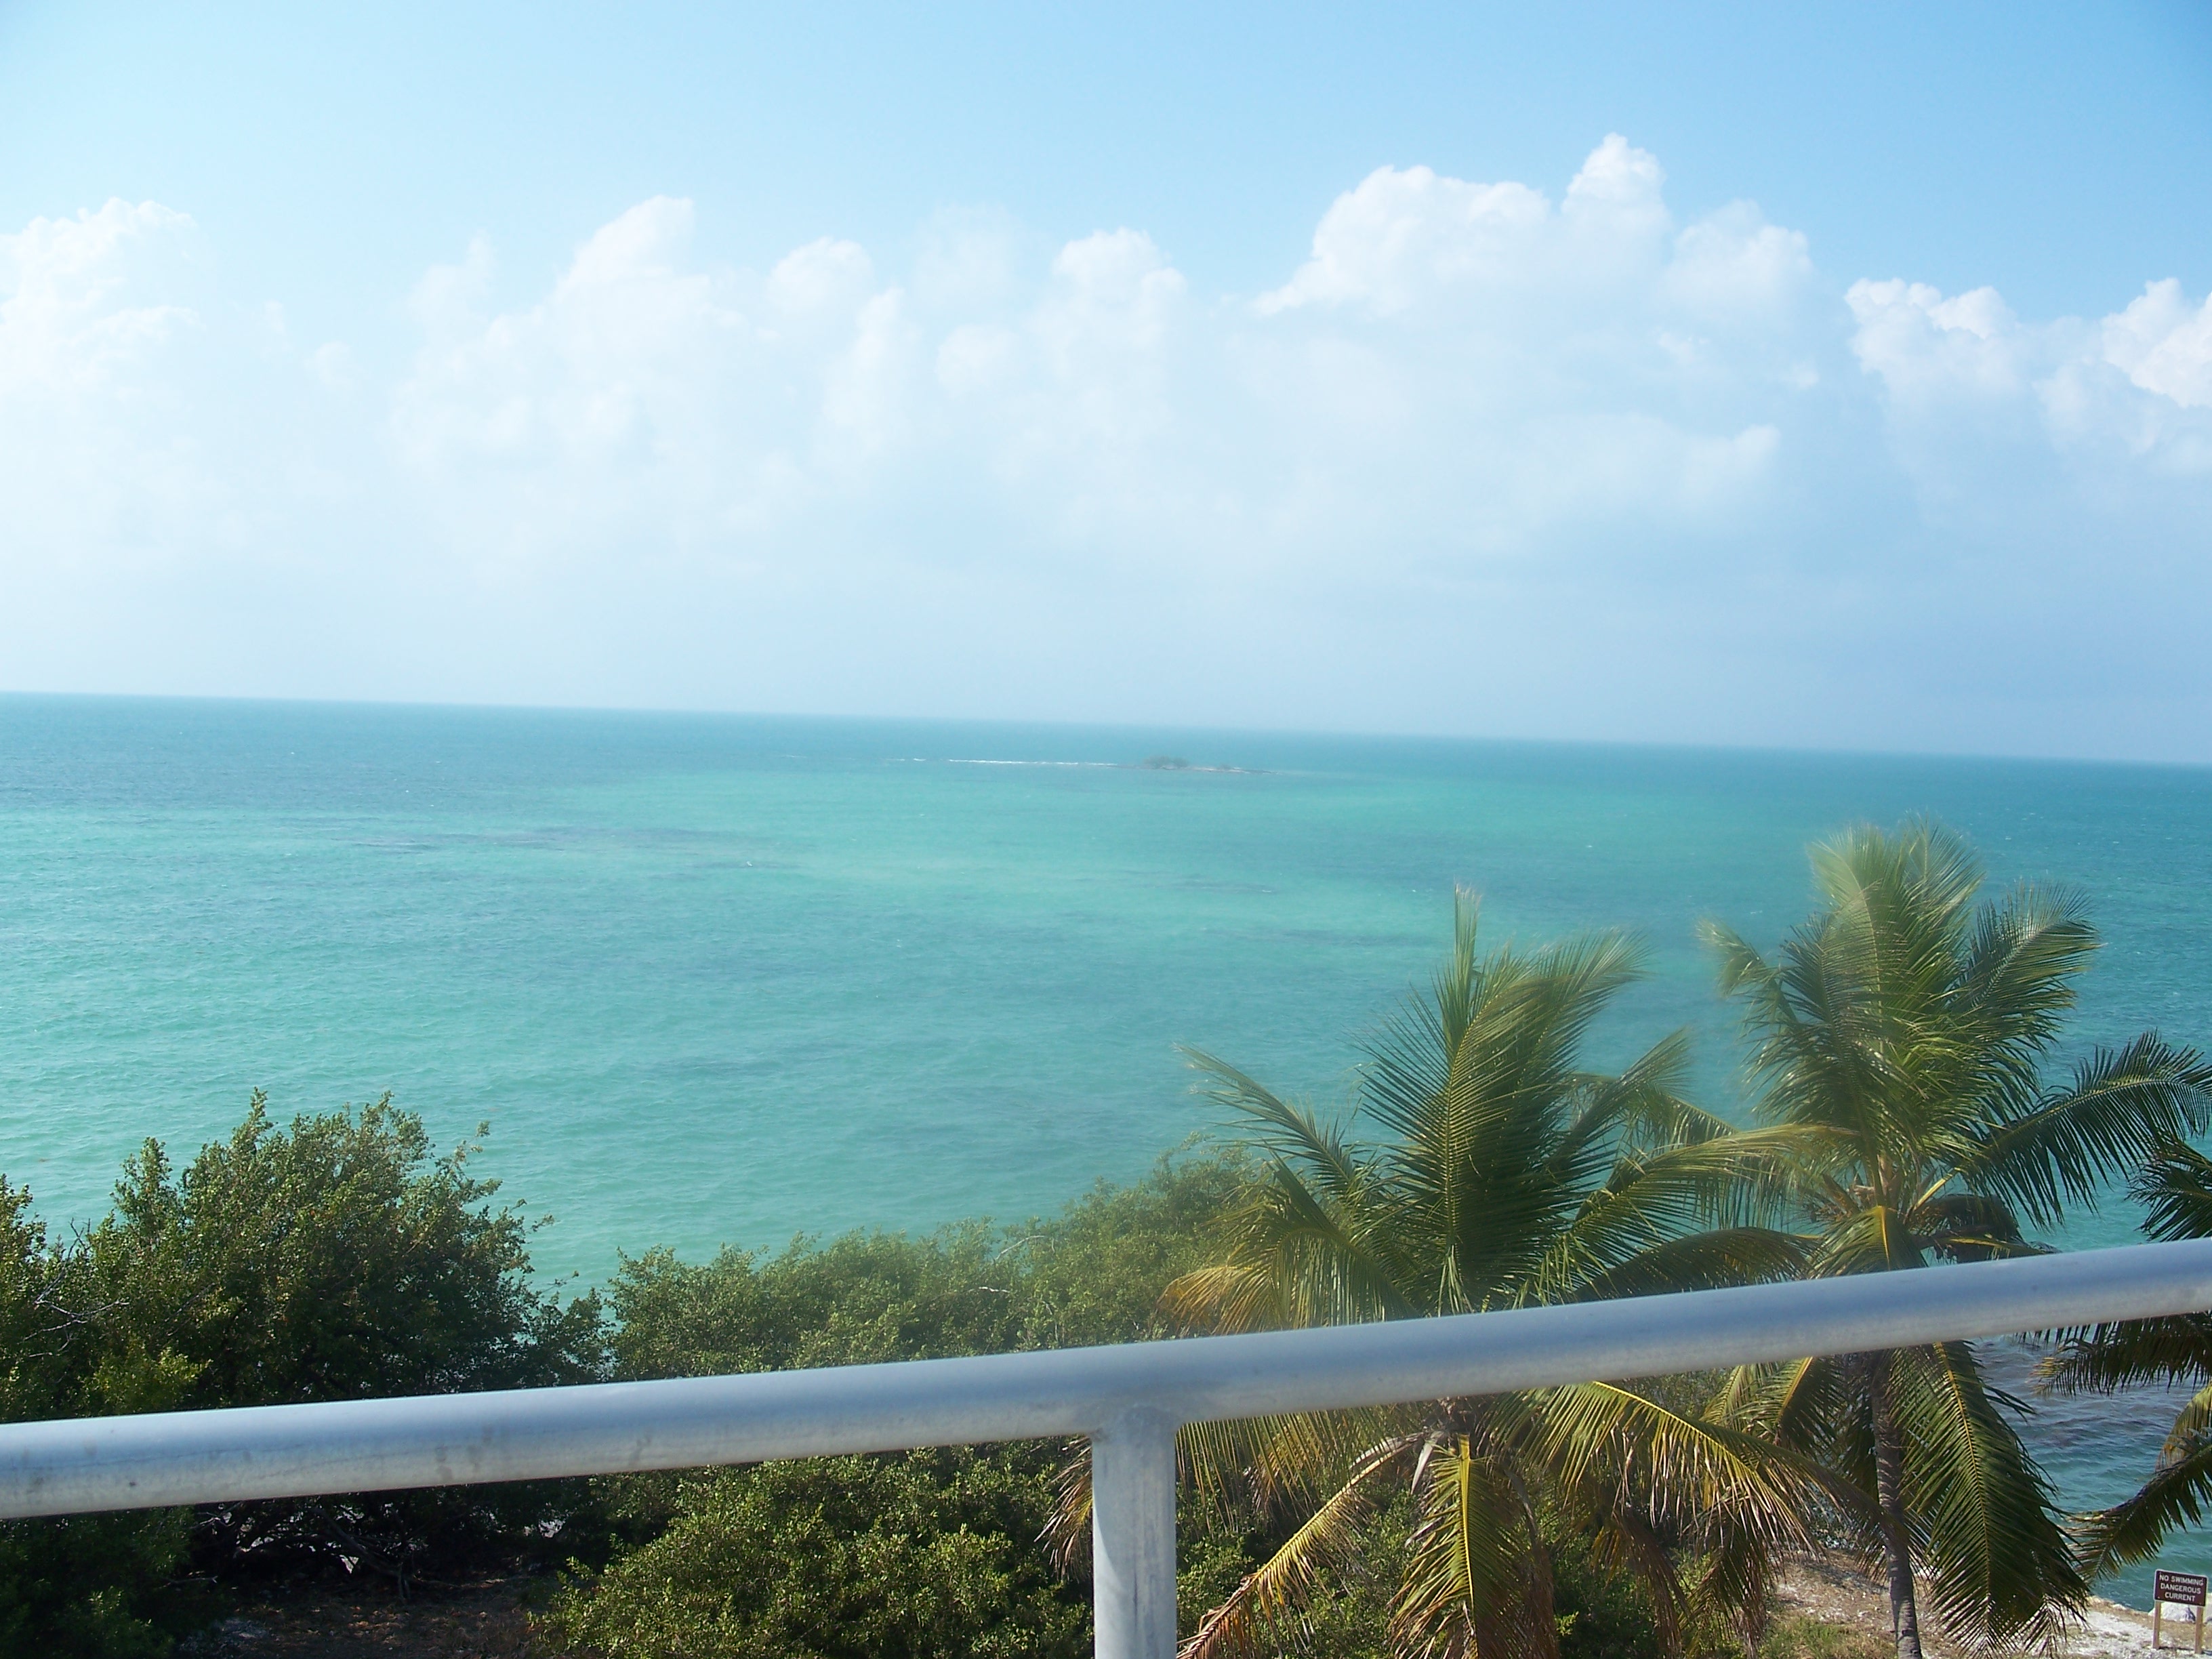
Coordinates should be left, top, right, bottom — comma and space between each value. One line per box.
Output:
89, 1092, 602, 1412
0, 1181, 198, 1655
556, 1151, 1246, 1656
0, 1094, 604, 1645
551, 1451, 1088, 1659
1704, 819, 2212, 1656
1155, 893, 1821, 1659
2043, 1139, 2212, 1576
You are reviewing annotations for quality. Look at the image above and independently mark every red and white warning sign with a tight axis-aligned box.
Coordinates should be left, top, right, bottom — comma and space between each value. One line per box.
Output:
2156, 1572, 2210, 1650
2161, 1574, 2210, 1609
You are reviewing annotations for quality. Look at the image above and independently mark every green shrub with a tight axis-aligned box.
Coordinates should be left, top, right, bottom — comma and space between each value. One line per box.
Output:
608, 1222, 1026, 1381
88, 1091, 603, 1411
1549, 1524, 1670, 1659
551, 1450, 1086, 1659
0, 1093, 607, 1648
0, 1510, 201, 1659
605, 1147, 1247, 1385
76, 1093, 605, 1588
560, 1151, 1251, 1651
0, 1180, 201, 1655
1012, 1147, 1249, 1351
0, 1181, 81, 1419
0, 1124, 1247, 1652
5, 1118, 1728, 1659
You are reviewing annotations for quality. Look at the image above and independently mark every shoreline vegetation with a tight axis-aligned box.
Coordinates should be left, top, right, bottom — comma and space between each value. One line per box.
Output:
5, 819, 2212, 1658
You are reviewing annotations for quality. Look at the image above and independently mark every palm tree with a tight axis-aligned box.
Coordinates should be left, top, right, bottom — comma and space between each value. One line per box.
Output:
2043, 1139, 2212, 1577
1702, 818, 2212, 1658
1157, 893, 1820, 1659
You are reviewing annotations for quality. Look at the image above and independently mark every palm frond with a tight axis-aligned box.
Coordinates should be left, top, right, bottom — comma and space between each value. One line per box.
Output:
1890, 1340, 2085, 1649
1159, 1262, 1288, 1336
1517, 1128, 1816, 1307
1044, 1436, 1092, 1572
1954, 882, 2096, 1067
1721, 1355, 1860, 1478
1912, 1190, 2036, 1263
2166, 1382, 2212, 1462
1806, 1205, 1927, 1277
2137, 1139, 2212, 1242
1692, 1523, 1777, 1659
1592, 1124, 1828, 1240
2073, 1431, 2212, 1580
1393, 1433, 1556, 1659
1182, 1048, 1371, 1206
1177, 1406, 1420, 1519
1565, 1027, 1718, 1152
1523, 1379, 1834, 1545
1165, 1152, 1414, 1331
1809, 817, 1983, 942
1963, 1036, 2212, 1227
1180, 1434, 1419, 1659
1565, 1226, 1812, 1302
2039, 1315, 2212, 1398
1698, 919, 1777, 1002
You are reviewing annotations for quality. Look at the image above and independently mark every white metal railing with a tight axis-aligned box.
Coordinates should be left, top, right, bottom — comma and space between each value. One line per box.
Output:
5, 1241, 2211, 1658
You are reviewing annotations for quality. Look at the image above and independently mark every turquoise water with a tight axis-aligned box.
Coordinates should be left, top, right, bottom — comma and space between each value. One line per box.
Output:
2, 693, 2208, 1595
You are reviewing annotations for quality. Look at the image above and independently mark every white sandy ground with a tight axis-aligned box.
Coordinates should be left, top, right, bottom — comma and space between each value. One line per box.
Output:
1776, 1556, 2182, 1658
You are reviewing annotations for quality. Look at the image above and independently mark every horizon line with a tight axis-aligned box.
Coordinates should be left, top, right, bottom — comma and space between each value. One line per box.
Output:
0, 684, 2202, 777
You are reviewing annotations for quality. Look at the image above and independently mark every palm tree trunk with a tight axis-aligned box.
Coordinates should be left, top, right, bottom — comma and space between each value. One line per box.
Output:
1868, 1353, 1925, 1659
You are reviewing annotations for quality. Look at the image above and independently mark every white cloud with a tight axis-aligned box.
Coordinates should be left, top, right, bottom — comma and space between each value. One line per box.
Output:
1847, 271, 2212, 481
1848, 279, 2036, 403
766, 237, 876, 322
2104, 279, 2212, 409
3, 144, 2211, 759
1255, 164, 1555, 316
1662, 204, 1815, 335
406, 232, 496, 339
0, 201, 239, 566
0, 200, 201, 392
1252, 136, 1692, 324
390, 197, 808, 559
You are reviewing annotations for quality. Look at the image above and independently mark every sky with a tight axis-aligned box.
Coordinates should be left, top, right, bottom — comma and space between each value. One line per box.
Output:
1, 1, 2209, 761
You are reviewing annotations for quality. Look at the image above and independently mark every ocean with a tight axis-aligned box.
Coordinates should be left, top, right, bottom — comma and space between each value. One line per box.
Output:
1, 693, 2207, 1597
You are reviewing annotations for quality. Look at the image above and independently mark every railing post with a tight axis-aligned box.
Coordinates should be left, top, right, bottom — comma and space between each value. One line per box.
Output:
1091, 1407, 1178, 1659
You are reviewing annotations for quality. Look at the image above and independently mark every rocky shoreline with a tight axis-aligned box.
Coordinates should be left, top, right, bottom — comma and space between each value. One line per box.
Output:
1775, 1555, 2167, 1659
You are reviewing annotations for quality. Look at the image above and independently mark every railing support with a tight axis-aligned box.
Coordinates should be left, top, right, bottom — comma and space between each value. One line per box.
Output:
1092, 1408, 1179, 1659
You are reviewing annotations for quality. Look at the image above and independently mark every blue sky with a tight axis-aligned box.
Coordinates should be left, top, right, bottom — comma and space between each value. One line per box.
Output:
2, 1, 2209, 759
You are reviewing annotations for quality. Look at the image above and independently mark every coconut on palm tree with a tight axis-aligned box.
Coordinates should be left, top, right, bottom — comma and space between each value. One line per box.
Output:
2043, 1139, 2212, 1577
1702, 819, 2212, 1658
1156, 893, 1820, 1659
